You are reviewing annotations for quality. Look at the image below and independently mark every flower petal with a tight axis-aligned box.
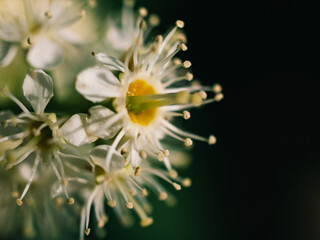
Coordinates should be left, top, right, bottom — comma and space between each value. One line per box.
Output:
90, 145, 124, 172
22, 69, 54, 114
60, 114, 97, 147
86, 105, 122, 140
27, 37, 64, 69
0, 40, 17, 67
76, 66, 121, 103
94, 53, 126, 72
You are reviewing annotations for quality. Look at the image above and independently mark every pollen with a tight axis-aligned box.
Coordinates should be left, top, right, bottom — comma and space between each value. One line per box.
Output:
126, 79, 157, 126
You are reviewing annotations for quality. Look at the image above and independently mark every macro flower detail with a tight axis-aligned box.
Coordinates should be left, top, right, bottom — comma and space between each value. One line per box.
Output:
0, 1, 223, 239
66, 19, 223, 175
0, 69, 79, 206
0, 0, 92, 69
77, 144, 191, 239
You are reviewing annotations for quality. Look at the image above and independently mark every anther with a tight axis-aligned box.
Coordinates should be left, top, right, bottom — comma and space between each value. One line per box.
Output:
179, 43, 188, 51
67, 198, 75, 205
140, 217, 154, 227
130, 189, 137, 196
208, 135, 217, 145
91, 51, 96, 56
176, 20, 185, 28
11, 191, 19, 198
163, 149, 170, 157
61, 178, 68, 186
141, 188, 148, 197
182, 178, 192, 187
173, 183, 182, 191
84, 228, 91, 236
139, 150, 147, 159
16, 198, 23, 206
157, 151, 165, 161
169, 169, 178, 178
183, 60, 192, 68
185, 72, 193, 81
134, 166, 141, 176
184, 138, 193, 147
139, 7, 148, 17
149, 14, 160, 26
27, 37, 33, 45
107, 200, 116, 207
199, 90, 207, 100
213, 83, 222, 93
173, 58, 182, 65
159, 192, 168, 201
215, 93, 224, 101
55, 197, 64, 205
183, 111, 191, 120
126, 202, 134, 209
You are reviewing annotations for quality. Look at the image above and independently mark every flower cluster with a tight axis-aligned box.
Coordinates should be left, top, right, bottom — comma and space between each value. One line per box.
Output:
0, 0, 223, 239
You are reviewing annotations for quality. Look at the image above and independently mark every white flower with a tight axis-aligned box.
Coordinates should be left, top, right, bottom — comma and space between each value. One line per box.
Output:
104, 0, 160, 57
63, 19, 223, 175
0, 69, 87, 206
77, 145, 190, 239
0, 0, 91, 69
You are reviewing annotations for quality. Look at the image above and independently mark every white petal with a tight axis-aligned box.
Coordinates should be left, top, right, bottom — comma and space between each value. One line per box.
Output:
86, 105, 122, 140
0, 40, 17, 67
76, 66, 121, 103
60, 114, 97, 147
90, 145, 124, 172
22, 69, 54, 114
27, 37, 64, 69
94, 53, 125, 72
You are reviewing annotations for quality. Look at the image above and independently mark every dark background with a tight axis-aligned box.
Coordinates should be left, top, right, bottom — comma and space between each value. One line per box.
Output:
103, 0, 320, 240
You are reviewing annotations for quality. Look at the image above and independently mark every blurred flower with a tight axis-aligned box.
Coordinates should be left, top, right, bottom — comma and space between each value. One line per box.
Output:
77, 144, 191, 239
0, 0, 95, 69
104, 0, 160, 57
0, 69, 87, 206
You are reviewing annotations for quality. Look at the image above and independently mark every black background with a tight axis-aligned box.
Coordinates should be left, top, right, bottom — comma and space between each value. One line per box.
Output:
103, 0, 320, 240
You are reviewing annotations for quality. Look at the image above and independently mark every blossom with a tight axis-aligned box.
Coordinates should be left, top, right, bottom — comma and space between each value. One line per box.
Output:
0, 69, 85, 206
63, 18, 223, 175
76, 144, 191, 239
0, 0, 93, 69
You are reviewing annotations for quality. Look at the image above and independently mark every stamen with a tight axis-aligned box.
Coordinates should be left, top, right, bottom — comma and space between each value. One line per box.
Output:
182, 178, 192, 187
106, 129, 127, 172
213, 83, 223, 93
18, 151, 41, 203
134, 166, 141, 176
208, 135, 217, 145
148, 14, 160, 26
159, 192, 168, 201
176, 20, 185, 28
183, 111, 191, 119
138, 7, 148, 17
139, 150, 147, 159
2, 87, 30, 115
183, 60, 192, 68
184, 138, 193, 147
141, 188, 148, 197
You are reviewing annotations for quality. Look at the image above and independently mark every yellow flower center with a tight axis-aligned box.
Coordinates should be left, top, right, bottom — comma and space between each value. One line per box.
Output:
126, 79, 157, 126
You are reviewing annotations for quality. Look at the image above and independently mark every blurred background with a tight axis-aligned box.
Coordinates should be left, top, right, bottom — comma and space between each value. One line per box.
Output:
1, 0, 320, 240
